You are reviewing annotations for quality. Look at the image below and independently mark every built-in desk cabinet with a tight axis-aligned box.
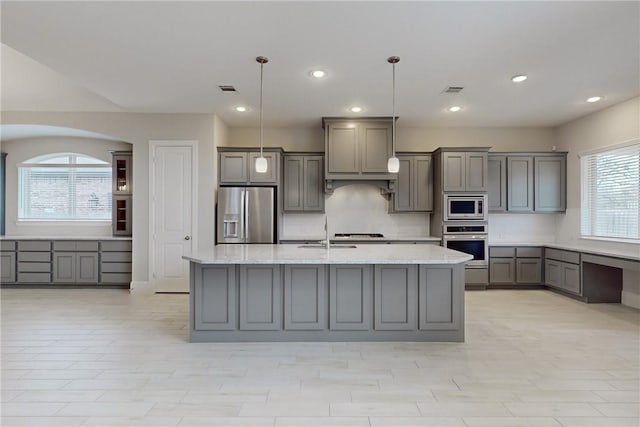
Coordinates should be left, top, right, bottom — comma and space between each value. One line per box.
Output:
1, 240, 16, 283
283, 155, 324, 212
53, 241, 99, 284
545, 248, 580, 295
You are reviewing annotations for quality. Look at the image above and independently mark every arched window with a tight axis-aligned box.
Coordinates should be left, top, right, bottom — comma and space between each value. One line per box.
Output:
18, 153, 112, 221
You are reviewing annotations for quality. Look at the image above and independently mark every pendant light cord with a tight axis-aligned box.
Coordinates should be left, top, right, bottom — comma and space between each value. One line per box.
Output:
259, 61, 264, 158
392, 61, 396, 158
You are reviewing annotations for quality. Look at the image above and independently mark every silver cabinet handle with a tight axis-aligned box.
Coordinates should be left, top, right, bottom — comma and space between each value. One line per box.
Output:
184, 236, 191, 241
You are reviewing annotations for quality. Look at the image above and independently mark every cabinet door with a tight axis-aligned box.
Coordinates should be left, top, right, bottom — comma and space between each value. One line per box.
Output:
414, 155, 433, 212
374, 265, 417, 330
535, 156, 566, 212
488, 155, 507, 212
112, 154, 132, 195
466, 152, 488, 192
53, 252, 76, 283
249, 152, 279, 183
327, 123, 359, 173
194, 265, 236, 331
284, 265, 326, 330
393, 156, 414, 211
419, 266, 462, 330
545, 259, 562, 288
76, 252, 99, 284
562, 263, 580, 294
219, 152, 248, 183
329, 264, 372, 330
239, 265, 281, 330
303, 156, 324, 212
507, 156, 534, 212
442, 152, 466, 191
1, 252, 16, 283
516, 258, 542, 284
283, 156, 304, 211
360, 122, 392, 173
489, 258, 515, 284
112, 196, 132, 236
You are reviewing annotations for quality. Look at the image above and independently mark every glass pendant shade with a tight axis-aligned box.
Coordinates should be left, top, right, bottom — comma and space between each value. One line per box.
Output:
255, 156, 268, 173
387, 156, 400, 173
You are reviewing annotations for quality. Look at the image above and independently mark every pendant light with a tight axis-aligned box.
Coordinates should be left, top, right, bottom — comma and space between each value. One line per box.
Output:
255, 56, 269, 173
387, 56, 400, 173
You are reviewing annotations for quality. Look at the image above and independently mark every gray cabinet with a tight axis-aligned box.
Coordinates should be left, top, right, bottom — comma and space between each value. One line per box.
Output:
284, 264, 326, 330
52, 241, 99, 284
323, 118, 394, 180
374, 265, 417, 330
419, 266, 462, 330
100, 240, 132, 284
488, 155, 506, 212
112, 152, 132, 195
438, 150, 488, 192
488, 153, 566, 213
283, 155, 324, 212
194, 264, 236, 331
219, 150, 280, 185
112, 196, 132, 236
545, 248, 580, 294
329, 264, 372, 330
1, 153, 6, 236
16, 240, 52, 283
489, 246, 542, 285
391, 154, 433, 212
239, 265, 281, 330
1, 240, 16, 283
111, 152, 133, 237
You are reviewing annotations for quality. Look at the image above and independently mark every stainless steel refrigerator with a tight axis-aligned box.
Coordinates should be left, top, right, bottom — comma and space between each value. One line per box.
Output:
216, 187, 276, 244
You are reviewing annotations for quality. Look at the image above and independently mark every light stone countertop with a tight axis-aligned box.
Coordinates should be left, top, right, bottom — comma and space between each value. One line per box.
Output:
184, 243, 472, 265
489, 241, 640, 262
279, 236, 442, 242
0, 235, 131, 241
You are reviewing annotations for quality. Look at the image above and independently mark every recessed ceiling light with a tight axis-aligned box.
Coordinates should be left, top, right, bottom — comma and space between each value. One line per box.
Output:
448, 106, 462, 112
349, 106, 363, 113
310, 70, 327, 78
235, 106, 248, 112
586, 96, 602, 103
511, 74, 528, 83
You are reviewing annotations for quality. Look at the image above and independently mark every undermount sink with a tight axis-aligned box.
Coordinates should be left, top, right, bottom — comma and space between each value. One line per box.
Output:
298, 244, 357, 249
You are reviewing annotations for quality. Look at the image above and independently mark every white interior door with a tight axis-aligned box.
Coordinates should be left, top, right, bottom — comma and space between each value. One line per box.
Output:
151, 142, 196, 293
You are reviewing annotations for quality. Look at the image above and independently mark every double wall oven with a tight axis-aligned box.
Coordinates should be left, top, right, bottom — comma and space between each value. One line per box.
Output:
442, 194, 488, 267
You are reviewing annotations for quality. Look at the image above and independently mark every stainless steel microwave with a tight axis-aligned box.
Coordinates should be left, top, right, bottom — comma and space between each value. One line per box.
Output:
444, 194, 487, 221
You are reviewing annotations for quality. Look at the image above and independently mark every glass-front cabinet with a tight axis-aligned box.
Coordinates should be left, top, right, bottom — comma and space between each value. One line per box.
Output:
111, 151, 132, 236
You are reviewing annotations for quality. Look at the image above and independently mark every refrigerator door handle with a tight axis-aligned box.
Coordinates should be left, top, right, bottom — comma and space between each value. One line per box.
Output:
244, 189, 249, 242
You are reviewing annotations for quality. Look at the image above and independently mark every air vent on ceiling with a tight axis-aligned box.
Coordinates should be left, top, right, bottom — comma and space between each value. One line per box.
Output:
443, 86, 464, 93
218, 85, 238, 93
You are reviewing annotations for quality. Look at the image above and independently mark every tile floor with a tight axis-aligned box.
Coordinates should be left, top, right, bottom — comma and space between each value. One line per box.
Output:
1, 288, 638, 427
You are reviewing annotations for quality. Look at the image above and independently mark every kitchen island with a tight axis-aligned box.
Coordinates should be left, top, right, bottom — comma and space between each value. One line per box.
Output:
184, 244, 472, 342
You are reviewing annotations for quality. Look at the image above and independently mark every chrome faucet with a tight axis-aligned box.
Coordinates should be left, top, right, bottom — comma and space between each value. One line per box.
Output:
324, 215, 330, 249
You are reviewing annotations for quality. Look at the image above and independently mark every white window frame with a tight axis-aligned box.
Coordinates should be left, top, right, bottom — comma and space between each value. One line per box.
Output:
580, 139, 640, 242
18, 153, 112, 222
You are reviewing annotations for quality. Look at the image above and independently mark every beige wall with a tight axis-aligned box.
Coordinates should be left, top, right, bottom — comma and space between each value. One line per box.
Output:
1, 111, 219, 285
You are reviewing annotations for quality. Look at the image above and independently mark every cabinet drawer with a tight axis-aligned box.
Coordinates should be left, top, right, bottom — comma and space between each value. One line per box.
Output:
101, 262, 132, 273
101, 252, 132, 262
18, 262, 52, 272
18, 241, 51, 251
545, 248, 579, 264
1, 241, 16, 251
53, 241, 77, 251
101, 273, 132, 284
516, 247, 542, 258
18, 252, 51, 262
18, 272, 51, 283
489, 247, 515, 257
76, 241, 99, 252
101, 241, 132, 252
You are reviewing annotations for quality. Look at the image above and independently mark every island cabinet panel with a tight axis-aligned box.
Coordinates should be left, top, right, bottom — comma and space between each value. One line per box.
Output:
374, 265, 417, 330
239, 265, 282, 331
194, 265, 236, 330
329, 265, 372, 330
284, 265, 326, 330
418, 266, 461, 330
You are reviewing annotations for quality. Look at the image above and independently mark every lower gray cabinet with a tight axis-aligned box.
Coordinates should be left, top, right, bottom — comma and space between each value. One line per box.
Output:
1, 251, 16, 283
329, 264, 372, 330
489, 246, 542, 285
194, 265, 236, 331
545, 259, 580, 294
489, 258, 516, 283
284, 264, 326, 330
53, 252, 99, 284
516, 258, 542, 284
239, 265, 281, 331
374, 265, 417, 330
419, 266, 461, 330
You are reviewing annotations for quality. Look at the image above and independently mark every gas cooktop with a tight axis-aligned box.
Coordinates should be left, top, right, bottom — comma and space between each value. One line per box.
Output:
334, 233, 385, 239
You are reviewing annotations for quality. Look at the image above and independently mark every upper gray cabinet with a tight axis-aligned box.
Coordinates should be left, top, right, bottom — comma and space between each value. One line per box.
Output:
488, 152, 566, 213
218, 149, 280, 185
436, 149, 488, 192
283, 154, 324, 212
323, 118, 394, 180
391, 154, 433, 212
112, 151, 132, 195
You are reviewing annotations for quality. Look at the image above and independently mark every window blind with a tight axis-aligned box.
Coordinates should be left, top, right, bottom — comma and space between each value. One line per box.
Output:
581, 142, 640, 240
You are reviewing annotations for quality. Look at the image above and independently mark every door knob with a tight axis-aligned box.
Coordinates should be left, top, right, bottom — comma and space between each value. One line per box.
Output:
184, 236, 191, 241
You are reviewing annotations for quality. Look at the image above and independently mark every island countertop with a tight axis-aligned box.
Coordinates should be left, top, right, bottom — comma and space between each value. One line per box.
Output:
184, 243, 472, 265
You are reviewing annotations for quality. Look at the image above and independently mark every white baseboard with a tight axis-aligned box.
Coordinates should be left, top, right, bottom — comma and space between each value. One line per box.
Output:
621, 290, 640, 310
129, 281, 154, 294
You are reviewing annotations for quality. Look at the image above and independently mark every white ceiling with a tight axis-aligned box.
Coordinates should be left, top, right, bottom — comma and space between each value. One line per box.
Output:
1, 1, 639, 128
